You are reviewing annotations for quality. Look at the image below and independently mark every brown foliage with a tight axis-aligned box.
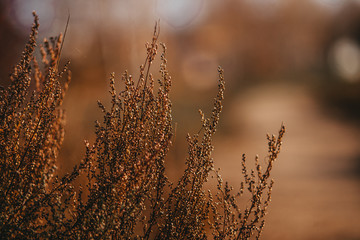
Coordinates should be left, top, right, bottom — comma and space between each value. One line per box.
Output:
0, 13, 285, 239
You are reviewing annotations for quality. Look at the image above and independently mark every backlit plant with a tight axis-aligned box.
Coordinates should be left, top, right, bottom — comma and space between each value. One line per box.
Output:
0, 13, 285, 239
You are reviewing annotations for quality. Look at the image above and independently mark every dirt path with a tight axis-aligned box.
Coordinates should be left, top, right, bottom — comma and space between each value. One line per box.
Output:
212, 84, 360, 239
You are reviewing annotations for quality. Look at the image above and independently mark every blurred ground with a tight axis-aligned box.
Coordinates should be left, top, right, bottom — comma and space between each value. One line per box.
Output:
212, 83, 360, 239
2, 0, 360, 239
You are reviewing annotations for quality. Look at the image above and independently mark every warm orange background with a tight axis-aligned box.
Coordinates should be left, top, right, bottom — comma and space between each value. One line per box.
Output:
1, 1, 360, 239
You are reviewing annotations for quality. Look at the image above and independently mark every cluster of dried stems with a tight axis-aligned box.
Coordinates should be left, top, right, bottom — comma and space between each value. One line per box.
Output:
0, 13, 285, 239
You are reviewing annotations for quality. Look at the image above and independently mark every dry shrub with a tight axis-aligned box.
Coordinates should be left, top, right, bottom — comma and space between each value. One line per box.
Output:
0, 13, 285, 239
0, 12, 72, 238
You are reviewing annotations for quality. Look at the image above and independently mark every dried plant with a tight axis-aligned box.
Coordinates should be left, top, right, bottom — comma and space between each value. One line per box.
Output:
209, 127, 285, 240
0, 12, 71, 238
0, 13, 285, 239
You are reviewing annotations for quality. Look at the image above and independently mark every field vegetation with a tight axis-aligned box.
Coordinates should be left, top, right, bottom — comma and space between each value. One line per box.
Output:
0, 13, 285, 239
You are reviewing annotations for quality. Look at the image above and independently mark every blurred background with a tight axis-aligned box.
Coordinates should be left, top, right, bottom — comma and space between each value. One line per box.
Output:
1, 0, 360, 239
